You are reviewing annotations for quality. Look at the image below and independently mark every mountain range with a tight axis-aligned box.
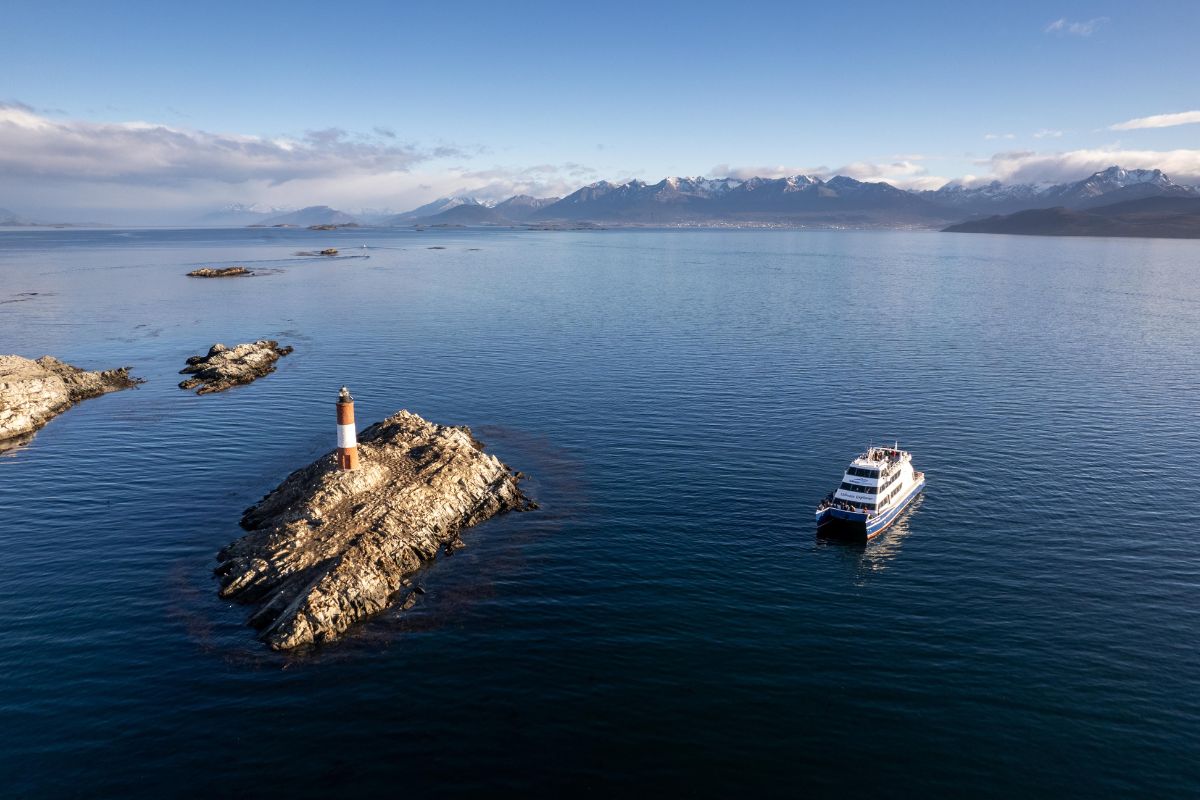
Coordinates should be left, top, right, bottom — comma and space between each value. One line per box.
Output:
8, 166, 1194, 232
213, 166, 1193, 230
514, 167, 1196, 226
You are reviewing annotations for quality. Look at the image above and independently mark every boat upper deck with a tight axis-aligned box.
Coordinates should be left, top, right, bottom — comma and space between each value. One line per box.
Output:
850, 447, 909, 470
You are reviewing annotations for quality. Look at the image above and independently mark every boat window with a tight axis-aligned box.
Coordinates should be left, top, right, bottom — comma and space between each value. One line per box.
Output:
840, 482, 878, 494
846, 467, 879, 478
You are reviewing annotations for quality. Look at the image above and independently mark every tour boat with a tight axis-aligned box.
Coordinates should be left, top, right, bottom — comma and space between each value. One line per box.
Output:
815, 446, 925, 540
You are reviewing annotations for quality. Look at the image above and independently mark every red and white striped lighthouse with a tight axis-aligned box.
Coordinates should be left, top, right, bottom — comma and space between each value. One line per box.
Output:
336, 386, 358, 470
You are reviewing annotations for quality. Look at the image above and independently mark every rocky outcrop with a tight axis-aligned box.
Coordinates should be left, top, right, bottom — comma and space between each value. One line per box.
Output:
0, 355, 142, 444
216, 410, 532, 650
187, 267, 251, 278
178, 340, 292, 394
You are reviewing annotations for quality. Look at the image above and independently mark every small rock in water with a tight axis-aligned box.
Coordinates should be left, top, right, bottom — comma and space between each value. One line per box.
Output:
178, 340, 293, 394
186, 266, 251, 278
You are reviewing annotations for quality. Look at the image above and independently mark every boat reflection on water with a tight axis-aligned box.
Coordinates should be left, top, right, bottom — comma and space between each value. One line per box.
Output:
816, 495, 925, 584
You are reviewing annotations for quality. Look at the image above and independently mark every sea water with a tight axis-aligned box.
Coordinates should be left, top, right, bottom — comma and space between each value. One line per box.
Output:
1, 227, 1197, 796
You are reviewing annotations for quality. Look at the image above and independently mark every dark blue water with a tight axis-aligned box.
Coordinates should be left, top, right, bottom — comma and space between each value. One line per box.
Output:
1, 227, 1198, 797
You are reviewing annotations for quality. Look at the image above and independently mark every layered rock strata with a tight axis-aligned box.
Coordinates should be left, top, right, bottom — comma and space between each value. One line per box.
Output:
0, 355, 141, 444
178, 340, 292, 394
216, 410, 531, 650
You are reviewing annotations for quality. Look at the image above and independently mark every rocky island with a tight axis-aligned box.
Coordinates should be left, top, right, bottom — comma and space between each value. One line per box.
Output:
187, 266, 252, 278
178, 340, 293, 394
0, 355, 141, 445
216, 410, 532, 650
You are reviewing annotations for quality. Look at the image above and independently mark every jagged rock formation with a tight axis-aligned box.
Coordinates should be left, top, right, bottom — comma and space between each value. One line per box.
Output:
0, 355, 141, 445
187, 266, 252, 278
178, 340, 292, 394
216, 410, 532, 650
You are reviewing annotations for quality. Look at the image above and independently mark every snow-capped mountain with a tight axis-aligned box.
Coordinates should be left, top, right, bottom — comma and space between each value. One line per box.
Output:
1040, 167, 1191, 209
493, 195, 561, 221
925, 167, 1195, 217
200, 203, 294, 226
921, 181, 1051, 215
260, 206, 358, 226
385, 196, 491, 224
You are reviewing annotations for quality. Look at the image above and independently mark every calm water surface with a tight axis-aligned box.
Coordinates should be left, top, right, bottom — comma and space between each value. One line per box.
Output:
1, 227, 1198, 797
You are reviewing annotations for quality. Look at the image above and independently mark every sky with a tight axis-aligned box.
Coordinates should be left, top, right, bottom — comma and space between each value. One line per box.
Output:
2, 0, 1199, 223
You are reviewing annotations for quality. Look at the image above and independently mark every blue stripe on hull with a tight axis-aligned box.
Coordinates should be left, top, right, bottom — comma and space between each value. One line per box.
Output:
816, 477, 925, 540
864, 478, 925, 539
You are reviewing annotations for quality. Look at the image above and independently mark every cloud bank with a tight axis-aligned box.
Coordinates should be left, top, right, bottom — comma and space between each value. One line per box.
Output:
708, 159, 947, 190
0, 103, 435, 184
978, 148, 1200, 185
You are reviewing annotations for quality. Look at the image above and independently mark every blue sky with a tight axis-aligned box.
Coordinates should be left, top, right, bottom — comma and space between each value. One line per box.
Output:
3, 0, 1199, 221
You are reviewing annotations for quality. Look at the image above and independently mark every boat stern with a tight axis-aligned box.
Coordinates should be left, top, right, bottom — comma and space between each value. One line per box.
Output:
816, 506, 871, 539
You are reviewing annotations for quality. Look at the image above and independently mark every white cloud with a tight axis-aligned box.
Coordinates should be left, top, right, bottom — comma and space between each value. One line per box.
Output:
984, 133, 1015, 140
1044, 17, 1108, 36
980, 147, 1200, 185
1033, 129, 1063, 139
894, 175, 954, 191
454, 163, 599, 200
1110, 110, 1200, 130
709, 164, 826, 180
835, 160, 927, 182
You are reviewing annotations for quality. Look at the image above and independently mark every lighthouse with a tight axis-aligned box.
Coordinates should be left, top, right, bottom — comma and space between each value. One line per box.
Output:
336, 386, 358, 470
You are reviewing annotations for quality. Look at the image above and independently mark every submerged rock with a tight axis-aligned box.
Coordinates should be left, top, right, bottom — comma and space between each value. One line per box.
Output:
187, 266, 252, 278
215, 410, 532, 650
178, 340, 293, 394
0, 355, 142, 445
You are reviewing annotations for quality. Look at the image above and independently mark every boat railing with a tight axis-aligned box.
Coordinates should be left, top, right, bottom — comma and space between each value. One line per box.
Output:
816, 494, 873, 515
